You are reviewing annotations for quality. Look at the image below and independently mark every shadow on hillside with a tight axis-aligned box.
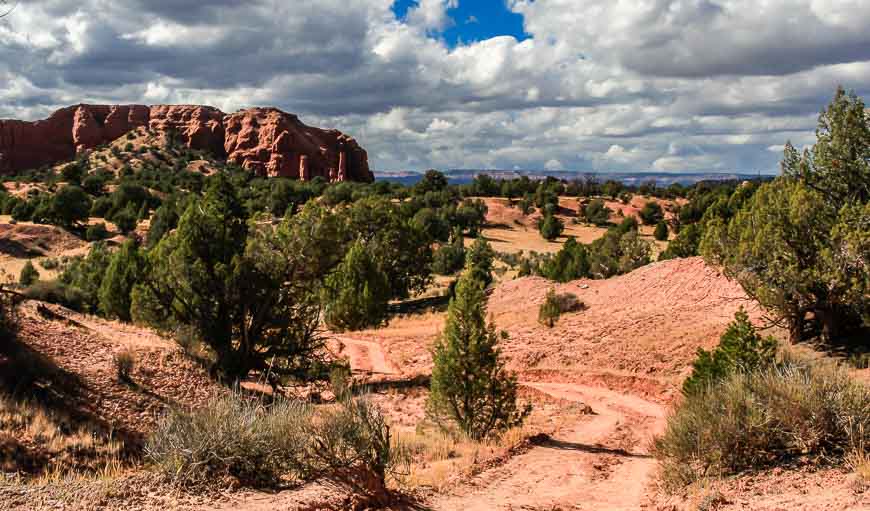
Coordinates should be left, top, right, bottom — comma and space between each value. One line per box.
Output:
353, 375, 430, 394
389, 295, 450, 315
0, 333, 145, 471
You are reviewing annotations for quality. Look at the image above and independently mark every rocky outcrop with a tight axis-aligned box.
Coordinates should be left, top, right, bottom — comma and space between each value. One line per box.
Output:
0, 104, 372, 182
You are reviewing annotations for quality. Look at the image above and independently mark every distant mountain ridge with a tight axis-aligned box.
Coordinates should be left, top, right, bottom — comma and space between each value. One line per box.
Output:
375, 169, 772, 186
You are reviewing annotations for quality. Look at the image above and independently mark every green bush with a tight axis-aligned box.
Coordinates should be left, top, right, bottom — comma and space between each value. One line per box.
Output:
584, 199, 612, 226
639, 201, 664, 225
682, 308, 777, 396
23, 280, 86, 312
146, 393, 311, 487
49, 186, 92, 228
85, 222, 109, 241
654, 221, 669, 241
538, 214, 564, 241
431, 236, 466, 276
98, 240, 144, 321
60, 242, 111, 314
322, 241, 390, 332
538, 288, 586, 328
19, 261, 40, 287
656, 357, 870, 490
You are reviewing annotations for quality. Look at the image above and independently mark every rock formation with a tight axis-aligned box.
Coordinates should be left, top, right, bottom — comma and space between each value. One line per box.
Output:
0, 104, 373, 182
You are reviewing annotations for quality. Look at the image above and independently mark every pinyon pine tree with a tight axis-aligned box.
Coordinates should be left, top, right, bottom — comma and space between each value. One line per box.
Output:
427, 267, 530, 440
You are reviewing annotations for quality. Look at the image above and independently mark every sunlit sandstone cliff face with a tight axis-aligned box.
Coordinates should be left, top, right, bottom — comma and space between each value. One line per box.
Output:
0, 104, 372, 182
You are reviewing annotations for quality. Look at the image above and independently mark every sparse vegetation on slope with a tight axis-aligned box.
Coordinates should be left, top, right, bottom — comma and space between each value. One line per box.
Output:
656, 355, 870, 490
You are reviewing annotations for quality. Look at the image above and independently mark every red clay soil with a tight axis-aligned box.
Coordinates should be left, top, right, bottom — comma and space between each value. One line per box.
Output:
361, 256, 758, 402
4, 302, 220, 448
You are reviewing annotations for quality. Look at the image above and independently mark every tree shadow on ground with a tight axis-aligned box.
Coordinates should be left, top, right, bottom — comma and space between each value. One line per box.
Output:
533, 436, 652, 459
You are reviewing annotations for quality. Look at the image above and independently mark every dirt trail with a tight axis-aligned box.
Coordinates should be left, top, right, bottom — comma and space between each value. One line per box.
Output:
431, 382, 666, 511
333, 334, 399, 376
331, 332, 668, 510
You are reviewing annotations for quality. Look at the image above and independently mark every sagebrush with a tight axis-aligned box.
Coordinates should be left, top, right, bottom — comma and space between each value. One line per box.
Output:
656, 356, 870, 490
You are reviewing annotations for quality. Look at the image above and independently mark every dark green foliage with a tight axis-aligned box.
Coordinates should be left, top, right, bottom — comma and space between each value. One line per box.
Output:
702, 92, 870, 342
682, 308, 777, 397
415, 170, 449, 195
85, 223, 109, 241
23, 280, 86, 311
517, 193, 534, 215
61, 161, 86, 184
639, 201, 664, 225
111, 207, 138, 234
19, 261, 40, 287
615, 215, 639, 234
538, 214, 564, 241
538, 288, 585, 327
431, 228, 466, 275
654, 221, 669, 241
323, 241, 391, 332
584, 199, 612, 226
50, 186, 92, 228
98, 240, 144, 321
465, 237, 495, 288
659, 223, 701, 260
412, 207, 450, 242
428, 268, 530, 440
146, 195, 184, 248
136, 186, 340, 382
60, 242, 112, 314
588, 228, 651, 279
539, 237, 589, 282
341, 197, 433, 300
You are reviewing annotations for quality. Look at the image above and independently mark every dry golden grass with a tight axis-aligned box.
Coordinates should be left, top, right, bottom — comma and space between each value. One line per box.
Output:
0, 394, 125, 477
397, 425, 530, 491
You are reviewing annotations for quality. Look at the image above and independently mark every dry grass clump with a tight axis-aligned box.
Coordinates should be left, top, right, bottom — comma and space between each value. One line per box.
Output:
0, 395, 124, 477
145, 392, 311, 488
113, 349, 135, 383
146, 389, 409, 505
655, 355, 870, 491
397, 424, 529, 491
538, 289, 585, 328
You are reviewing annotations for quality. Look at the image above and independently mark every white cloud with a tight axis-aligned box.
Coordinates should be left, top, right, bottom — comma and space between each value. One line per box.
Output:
0, 0, 869, 174
544, 159, 564, 171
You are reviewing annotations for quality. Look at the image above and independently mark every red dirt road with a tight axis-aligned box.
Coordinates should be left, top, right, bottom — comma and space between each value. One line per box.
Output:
431, 382, 666, 510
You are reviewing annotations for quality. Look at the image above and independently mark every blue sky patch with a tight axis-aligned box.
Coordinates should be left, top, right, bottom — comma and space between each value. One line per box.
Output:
392, 0, 529, 46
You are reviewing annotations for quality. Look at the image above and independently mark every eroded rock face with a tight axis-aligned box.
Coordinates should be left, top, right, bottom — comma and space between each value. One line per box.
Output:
0, 104, 372, 182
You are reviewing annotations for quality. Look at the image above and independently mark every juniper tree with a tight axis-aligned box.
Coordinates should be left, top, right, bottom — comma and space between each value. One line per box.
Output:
19, 261, 39, 287
98, 240, 144, 321
323, 240, 391, 332
701, 89, 870, 342
427, 268, 529, 440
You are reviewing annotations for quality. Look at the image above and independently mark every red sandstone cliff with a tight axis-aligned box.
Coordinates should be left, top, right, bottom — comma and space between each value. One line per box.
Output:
0, 104, 372, 183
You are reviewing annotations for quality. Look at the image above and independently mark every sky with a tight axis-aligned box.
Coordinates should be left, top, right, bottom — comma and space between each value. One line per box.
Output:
1, 1, 870, 174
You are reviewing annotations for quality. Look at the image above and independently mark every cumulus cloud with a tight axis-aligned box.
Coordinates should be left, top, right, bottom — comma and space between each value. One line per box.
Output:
0, 0, 869, 173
